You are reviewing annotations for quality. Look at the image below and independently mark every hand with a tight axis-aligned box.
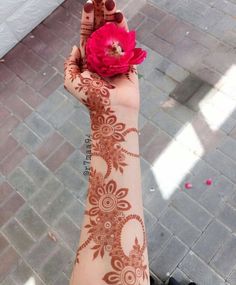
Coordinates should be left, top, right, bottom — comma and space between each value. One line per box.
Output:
64, 0, 140, 115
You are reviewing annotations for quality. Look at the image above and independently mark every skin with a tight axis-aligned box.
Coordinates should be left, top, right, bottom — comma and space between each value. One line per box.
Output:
64, 1, 150, 284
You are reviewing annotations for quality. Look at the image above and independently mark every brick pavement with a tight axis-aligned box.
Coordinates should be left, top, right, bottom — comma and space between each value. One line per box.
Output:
0, 0, 236, 284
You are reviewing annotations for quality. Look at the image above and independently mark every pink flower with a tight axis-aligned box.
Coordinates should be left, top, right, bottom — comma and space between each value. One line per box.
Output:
86, 23, 147, 77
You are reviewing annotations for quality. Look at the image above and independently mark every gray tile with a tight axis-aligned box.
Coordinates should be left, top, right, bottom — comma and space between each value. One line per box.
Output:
147, 222, 172, 263
54, 214, 80, 251
151, 236, 188, 280
217, 203, 236, 232
193, 219, 231, 263
26, 234, 57, 269
39, 246, 72, 284
12, 123, 42, 152
3, 218, 35, 255
171, 192, 212, 230
17, 205, 48, 240
59, 120, 84, 148
211, 235, 236, 278
8, 167, 37, 200
29, 176, 64, 214
25, 112, 53, 139
41, 190, 74, 225
21, 155, 50, 186
179, 251, 225, 285
160, 206, 201, 247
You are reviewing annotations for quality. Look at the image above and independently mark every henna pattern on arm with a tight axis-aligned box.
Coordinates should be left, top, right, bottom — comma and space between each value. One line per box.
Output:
64, 54, 148, 285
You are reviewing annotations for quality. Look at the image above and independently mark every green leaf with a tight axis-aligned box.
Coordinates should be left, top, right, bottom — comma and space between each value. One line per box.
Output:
138, 73, 143, 79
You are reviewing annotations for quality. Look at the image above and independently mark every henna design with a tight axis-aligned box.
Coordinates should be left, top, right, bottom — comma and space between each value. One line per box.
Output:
75, 168, 148, 285
64, 53, 147, 284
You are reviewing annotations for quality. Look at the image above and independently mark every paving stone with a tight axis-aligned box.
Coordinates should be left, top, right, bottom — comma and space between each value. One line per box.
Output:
0, 190, 25, 226
150, 236, 188, 280
217, 203, 236, 232
39, 246, 72, 284
139, 121, 160, 153
41, 189, 74, 225
141, 3, 167, 22
55, 163, 87, 200
0, 232, 9, 253
12, 260, 44, 285
171, 268, 192, 285
0, 247, 20, 283
127, 12, 146, 32
169, 37, 209, 71
29, 176, 64, 214
26, 234, 58, 269
8, 167, 37, 200
144, 208, 158, 233
179, 251, 225, 285
3, 218, 35, 255
218, 136, 236, 162
141, 92, 167, 120
21, 155, 50, 187
210, 234, 236, 278
48, 99, 75, 129
35, 131, 64, 162
69, 108, 90, 134
151, 107, 183, 137
142, 168, 169, 218
137, 19, 158, 42
228, 269, 236, 284
1, 276, 17, 285
44, 141, 75, 172
199, 175, 235, 215
25, 112, 54, 139
203, 149, 236, 183
54, 214, 80, 250
148, 69, 178, 94
147, 222, 172, 263
59, 120, 84, 148
193, 219, 231, 263
160, 97, 196, 124
65, 199, 86, 229
12, 123, 42, 152
36, 90, 66, 119
170, 74, 205, 104
52, 272, 69, 285
0, 182, 13, 203
160, 206, 201, 247
17, 205, 48, 240
171, 192, 212, 230
67, 150, 87, 178
142, 33, 174, 58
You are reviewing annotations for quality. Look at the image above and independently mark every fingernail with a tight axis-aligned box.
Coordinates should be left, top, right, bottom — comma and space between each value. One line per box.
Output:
105, 0, 115, 11
115, 12, 123, 23
84, 2, 94, 13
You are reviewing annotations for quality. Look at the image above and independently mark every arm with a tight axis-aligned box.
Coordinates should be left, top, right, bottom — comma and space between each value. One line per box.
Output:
64, 1, 150, 284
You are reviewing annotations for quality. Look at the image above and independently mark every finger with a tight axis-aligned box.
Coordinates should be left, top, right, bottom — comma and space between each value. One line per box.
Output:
64, 45, 81, 84
93, 0, 105, 29
115, 11, 129, 31
104, 0, 116, 22
80, 0, 94, 59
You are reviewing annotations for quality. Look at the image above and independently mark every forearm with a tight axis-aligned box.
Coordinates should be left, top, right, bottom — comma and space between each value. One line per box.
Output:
70, 107, 150, 285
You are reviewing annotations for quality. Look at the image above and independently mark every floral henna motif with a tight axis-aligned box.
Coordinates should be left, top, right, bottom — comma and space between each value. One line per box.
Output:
76, 168, 148, 285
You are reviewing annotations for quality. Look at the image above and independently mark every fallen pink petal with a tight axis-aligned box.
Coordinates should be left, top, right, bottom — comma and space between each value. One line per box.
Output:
205, 179, 213, 186
185, 182, 193, 189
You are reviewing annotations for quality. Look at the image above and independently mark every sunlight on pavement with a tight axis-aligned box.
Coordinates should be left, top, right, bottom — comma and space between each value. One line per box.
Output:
152, 65, 236, 200
24, 277, 35, 285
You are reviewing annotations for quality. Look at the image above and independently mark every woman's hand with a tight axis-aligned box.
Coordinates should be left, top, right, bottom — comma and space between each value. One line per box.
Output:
64, 0, 140, 114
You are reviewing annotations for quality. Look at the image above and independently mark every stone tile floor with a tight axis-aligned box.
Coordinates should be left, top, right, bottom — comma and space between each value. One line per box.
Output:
0, 0, 236, 284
